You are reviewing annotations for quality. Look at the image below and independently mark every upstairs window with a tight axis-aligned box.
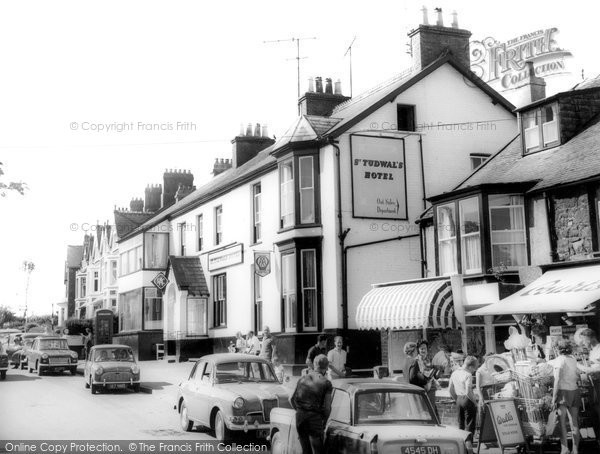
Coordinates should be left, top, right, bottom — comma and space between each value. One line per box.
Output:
215, 206, 223, 245
470, 153, 490, 170
437, 203, 458, 276
299, 157, 315, 224
459, 197, 482, 274
253, 183, 262, 243
178, 222, 186, 256
197, 215, 203, 251
279, 155, 320, 230
522, 103, 559, 154
489, 195, 527, 268
144, 233, 168, 269
397, 105, 415, 132
280, 161, 294, 229
93, 271, 99, 292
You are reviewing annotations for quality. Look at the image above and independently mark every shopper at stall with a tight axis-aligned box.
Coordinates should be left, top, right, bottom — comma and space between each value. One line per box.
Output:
530, 325, 551, 362
552, 339, 581, 454
432, 344, 452, 377
576, 328, 600, 442
450, 351, 466, 371
410, 340, 438, 415
449, 355, 479, 437
403, 342, 418, 383
475, 353, 496, 403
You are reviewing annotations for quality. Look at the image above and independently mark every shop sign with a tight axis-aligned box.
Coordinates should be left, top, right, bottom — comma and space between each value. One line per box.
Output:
350, 134, 407, 220
151, 272, 169, 292
479, 399, 526, 450
254, 251, 271, 277
470, 28, 572, 90
208, 243, 243, 271
549, 324, 588, 337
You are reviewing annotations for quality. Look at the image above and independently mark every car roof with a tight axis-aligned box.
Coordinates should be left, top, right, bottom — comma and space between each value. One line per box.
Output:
333, 378, 425, 394
91, 344, 132, 349
198, 353, 270, 363
35, 336, 66, 341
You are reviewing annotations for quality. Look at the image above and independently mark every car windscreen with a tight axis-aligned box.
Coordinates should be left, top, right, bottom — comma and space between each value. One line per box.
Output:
94, 348, 135, 362
39, 339, 69, 350
355, 390, 435, 424
215, 361, 278, 383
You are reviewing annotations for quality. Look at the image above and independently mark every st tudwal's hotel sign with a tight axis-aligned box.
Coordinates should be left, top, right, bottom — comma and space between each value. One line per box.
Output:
470, 28, 572, 90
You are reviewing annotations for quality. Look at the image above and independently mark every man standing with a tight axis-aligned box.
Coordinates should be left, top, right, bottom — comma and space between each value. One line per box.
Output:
259, 326, 277, 364
449, 355, 478, 437
306, 334, 328, 370
245, 330, 260, 355
327, 336, 347, 379
291, 354, 332, 454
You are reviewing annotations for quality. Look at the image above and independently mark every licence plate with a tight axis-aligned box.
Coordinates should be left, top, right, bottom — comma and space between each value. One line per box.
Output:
256, 429, 269, 439
402, 447, 440, 454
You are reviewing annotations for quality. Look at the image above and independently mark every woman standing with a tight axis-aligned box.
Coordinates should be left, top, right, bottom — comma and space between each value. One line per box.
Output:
410, 340, 438, 415
403, 342, 418, 383
552, 340, 581, 454
235, 331, 246, 353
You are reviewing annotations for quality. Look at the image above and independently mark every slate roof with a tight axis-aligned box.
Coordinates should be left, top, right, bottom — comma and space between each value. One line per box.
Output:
113, 210, 154, 239
167, 256, 209, 297
66, 245, 84, 268
454, 115, 600, 193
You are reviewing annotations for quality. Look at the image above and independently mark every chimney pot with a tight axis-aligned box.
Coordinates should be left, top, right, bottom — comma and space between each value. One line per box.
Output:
239, 123, 244, 136
334, 79, 342, 95
262, 124, 269, 138
254, 123, 261, 137
451, 10, 458, 28
308, 77, 315, 92
421, 6, 429, 25
325, 78, 333, 94
435, 7, 443, 26
315, 76, 323, 93
246, 123, 253, 136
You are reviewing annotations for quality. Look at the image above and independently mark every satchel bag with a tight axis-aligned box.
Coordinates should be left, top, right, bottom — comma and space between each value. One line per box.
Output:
545, 410, 559, 437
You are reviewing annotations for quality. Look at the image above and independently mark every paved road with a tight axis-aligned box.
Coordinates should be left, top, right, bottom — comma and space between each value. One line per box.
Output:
0, 366, 215, 440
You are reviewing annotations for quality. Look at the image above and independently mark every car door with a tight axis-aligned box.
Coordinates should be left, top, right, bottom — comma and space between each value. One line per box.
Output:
84, 348, 94, 379
325, 389, 354, 454
195, 361, 215, 425
181, 361, 204, 421
27, 339, 38, 368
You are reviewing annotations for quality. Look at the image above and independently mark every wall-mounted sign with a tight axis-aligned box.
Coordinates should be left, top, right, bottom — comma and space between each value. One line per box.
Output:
208, 243, 244, 271
350, 135, 407, 220
254, 251, 271, 277
470, 28, 572, 90
151, 272, 169, 292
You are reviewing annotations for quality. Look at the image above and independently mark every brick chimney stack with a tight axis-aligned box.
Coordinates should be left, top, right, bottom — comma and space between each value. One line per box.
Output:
298, 76, 351, 117
144, 184, 162, 213
525, 61, 546, 103
408, 8, 472, 71
212, 158, 232, 176
129, 198, 144, 212
162, 169, 194, 209
231, 122, 275, 169
175, 184, 196, 202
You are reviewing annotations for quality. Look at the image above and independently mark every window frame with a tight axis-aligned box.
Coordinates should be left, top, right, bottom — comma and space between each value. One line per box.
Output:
143, 233, 169, 270
279, 159, 295, 229
254, 272, 263, 335
197, 214, 204, 251
179, 222, 186, 256
397, 104, 416, 132
300, 248, 318, 331
252, 183, 262, 244
212, 273, 227, 328
470, 153, 491, 171
142, 287, 163, 330
488, 194, 527, 269
215, 206, 223, 246
521, 102, 560, 155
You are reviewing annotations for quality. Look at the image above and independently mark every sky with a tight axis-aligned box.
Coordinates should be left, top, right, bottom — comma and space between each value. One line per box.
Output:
0, 0, 598, 317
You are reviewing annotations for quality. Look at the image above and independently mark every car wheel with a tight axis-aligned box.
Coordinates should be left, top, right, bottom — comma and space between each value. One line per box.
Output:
270, 432, 285, 454
132, 383, 141, 393
37, 362, 44, 376
84, 375, 90, 388
90, 377, 98, 394
0, 370, 6, 380
214, 410, 232, 441
180, 402, 194, 432
28, 364, 33, 373
70, 367, 77, 376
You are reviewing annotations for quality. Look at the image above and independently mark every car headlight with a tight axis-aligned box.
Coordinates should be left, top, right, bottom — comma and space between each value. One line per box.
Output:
131, 365, 140, 374
233, 397, 245, 409
70, 352, 78, 358
42, 354, 49, 359
95, 366, 104, 375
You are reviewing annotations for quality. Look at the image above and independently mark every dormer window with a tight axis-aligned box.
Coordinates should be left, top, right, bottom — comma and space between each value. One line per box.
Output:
522, 103, 559, 154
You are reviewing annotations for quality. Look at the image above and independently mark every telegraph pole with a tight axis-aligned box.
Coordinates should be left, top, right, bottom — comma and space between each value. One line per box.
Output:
344, 36, 357, 98
264, 36, 317, 112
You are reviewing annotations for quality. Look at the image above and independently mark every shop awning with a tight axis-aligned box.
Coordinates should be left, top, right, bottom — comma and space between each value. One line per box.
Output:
468, 264, 600, 316
356, 279, 457, 330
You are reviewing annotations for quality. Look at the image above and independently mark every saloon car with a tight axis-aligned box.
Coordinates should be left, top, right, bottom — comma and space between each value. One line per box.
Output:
11, 333, 53, 369
175, 353, 292, 440
269, 378, 473, 454
27, 336, 78, 375
84, 345, 140, 394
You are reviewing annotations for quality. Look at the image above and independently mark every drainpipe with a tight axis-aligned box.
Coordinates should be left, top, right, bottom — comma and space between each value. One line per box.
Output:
418, 134, 427, 278
330, 138, 351, 330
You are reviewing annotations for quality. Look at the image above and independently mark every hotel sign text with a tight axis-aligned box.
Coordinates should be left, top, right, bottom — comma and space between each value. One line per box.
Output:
208, 244, 244, 271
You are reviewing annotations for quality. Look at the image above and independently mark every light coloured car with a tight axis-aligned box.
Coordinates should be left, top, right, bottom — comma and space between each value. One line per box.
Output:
269, 378, 474, 454
84, 345, 140, 394
0, 343, 8, 380
175, 353, 292, 440
26, 336, 78, 375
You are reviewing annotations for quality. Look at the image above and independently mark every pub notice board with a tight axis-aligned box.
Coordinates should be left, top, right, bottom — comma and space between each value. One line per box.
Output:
478, 399, 527, 453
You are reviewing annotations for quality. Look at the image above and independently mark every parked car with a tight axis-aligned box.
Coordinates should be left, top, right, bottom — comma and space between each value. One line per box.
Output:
0, 328, 21, 347
0, 343, 8, 380
175, 353, 292, 440
27, 336, 78, 375
269, 378, 474, 454
84, 345, 140, 394
9, 333, 52, 369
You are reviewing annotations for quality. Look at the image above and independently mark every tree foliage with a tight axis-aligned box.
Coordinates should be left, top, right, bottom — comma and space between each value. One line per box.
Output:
0, 162, 27, 197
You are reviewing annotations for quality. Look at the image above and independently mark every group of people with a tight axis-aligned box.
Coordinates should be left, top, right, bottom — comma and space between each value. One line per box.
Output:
227, 326, 278, 364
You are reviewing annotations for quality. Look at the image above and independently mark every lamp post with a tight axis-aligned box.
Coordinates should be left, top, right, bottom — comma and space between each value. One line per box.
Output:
22, 261, 35, 323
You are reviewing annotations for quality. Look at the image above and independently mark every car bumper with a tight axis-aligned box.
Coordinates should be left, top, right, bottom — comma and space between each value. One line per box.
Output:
92, 378, 140, 386
39, 363, 76, 370
227, 419, 270, 436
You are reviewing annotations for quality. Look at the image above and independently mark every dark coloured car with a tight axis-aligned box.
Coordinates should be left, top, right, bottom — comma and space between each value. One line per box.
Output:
0, 343, 8, 380
26, 337, 78, 375
269, 378, 474, 454
84, 345, 140, 394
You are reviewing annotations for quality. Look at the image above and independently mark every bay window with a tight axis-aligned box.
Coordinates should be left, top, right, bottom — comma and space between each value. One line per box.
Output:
301, 249, 317, 330
299, 157, 315, 224
437, 203, 458, 275
143, 287, 162, 330
280, 161, 294, 228
144, 233, 168, 269
278, 154, 320, 229
119, 288, 142, 331
459, 197, 482, 274
489, 195, 527, 268
282, 252, 297, 330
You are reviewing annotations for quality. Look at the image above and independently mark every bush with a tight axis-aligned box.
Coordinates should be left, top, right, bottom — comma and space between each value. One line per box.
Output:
65, 318, 93, 336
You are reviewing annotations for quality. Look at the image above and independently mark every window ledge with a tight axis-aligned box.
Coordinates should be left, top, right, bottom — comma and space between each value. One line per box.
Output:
209, 326, 228, 331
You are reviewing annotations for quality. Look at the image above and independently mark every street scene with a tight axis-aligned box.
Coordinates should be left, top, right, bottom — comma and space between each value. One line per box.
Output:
2, 1, 600, 453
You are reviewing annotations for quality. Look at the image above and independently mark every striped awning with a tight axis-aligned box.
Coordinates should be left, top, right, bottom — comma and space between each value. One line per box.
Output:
356, 279, 457, 330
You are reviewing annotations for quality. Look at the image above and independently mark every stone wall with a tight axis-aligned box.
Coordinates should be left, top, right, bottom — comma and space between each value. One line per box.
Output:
552, 187, 593, 261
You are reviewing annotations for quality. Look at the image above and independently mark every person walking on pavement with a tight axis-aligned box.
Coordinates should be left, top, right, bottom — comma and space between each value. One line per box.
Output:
81, 328, 93, 360
245, 330, 260, 355
449, 355, 479, 437
327, 336, 347, 379
306, 334, 328, 370
290, 354, 333, 454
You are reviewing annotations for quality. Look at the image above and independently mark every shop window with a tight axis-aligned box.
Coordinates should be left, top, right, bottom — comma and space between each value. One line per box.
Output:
437, 203, 458, 275
253, 183, 262, 243
187, 298, 206, 336
397, 105, 415, 132
489, 195, 527, 268
212, 274, 227, 327
197, 214, 204, 251
459, 197, 482, 274
280, 161, 294, 229
215, 206, 223, 245
144, 233, 168, 269
119, 288, 142, 331
143, 287, 162, 330
282, 252, 297, 330
522, 103, 559, 154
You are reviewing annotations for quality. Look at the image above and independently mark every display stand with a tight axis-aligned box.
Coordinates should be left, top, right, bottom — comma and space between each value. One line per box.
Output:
478, 399, 528, 454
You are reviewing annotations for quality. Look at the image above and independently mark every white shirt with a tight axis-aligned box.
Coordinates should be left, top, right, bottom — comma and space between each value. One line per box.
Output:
449, 368, 473, 397
246, 336, 260, 354
327, 348, 347, 378
553, 355, 579, 391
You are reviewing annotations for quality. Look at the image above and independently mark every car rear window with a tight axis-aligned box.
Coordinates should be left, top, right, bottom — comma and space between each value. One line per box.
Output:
39, 339, 69, 350
215, 361, 277, 383
94, 348, 134, 362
